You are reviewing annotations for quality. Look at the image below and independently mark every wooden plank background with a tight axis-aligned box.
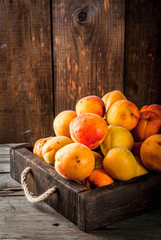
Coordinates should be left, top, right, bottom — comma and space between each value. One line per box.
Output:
0, 0, 54, 143
125, 0, 161, 108
0, 0, 161, 143
52, 0, 125, 115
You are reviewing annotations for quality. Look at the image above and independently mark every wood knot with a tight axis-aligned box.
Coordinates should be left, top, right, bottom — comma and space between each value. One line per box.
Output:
78, 11, 87, 22
75, 6, 88, 24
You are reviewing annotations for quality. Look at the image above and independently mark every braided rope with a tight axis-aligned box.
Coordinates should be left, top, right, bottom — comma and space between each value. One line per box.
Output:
21, 167, 58, 204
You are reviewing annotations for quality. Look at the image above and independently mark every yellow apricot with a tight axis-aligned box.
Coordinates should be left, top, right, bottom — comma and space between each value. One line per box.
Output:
103, 147, 137, 181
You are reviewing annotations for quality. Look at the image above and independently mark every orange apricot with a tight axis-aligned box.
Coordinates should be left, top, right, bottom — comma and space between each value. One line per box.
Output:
76, 95, 105, 117
55, 143, 95, 181
84, 169, 114, 189
53, 110, 77, 138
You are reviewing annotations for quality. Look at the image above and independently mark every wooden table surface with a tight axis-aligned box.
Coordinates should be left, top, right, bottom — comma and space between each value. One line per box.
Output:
1, 144, 161, 240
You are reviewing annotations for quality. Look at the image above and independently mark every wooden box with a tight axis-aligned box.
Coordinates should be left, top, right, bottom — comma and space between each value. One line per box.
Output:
10, 144, 161, 232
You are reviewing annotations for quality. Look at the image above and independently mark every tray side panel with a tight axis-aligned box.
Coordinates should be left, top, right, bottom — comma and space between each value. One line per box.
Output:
78, 173, 161, 231
10, 146, 87, 225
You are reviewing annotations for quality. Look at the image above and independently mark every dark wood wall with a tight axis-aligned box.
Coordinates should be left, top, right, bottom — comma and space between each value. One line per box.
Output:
0, 0, 160, 144
125, 0, 161, 106
53, 0, 125, 115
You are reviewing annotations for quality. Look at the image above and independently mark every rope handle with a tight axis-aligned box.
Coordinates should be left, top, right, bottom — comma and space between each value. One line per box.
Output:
21, 167, 58, 204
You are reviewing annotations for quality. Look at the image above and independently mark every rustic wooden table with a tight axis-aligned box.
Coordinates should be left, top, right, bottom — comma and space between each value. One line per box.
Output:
1, 144, 161, 239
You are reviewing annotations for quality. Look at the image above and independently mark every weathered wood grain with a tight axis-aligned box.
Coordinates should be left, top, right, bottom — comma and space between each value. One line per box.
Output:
0, 145, 11, 172
0, 145, 11, 155
0, 0, 54, 144
0, 196, 91, 240
0, 173, 21, 190
0, 164, 10, 173
1, 197, 161, 240
52, 0, 125, 115
125, 0, 161, 108
1, 194, 161, 239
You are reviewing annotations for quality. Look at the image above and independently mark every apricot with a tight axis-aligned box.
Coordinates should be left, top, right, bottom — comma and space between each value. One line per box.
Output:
134, 156, 148, 177
92, 151, 104, 169
70, 113, 108, 149
102, 90, 127, 112
100, 125, 134, 156
84, 169, 114, 189
106, 100, 140, 130
140, 134, 161, 172
55, 143, 95, 181
76, 95, 105, 117
132, 111, 161, 141
33, 137, 53, 159
42, 136, 73, 165
103, 147, 137, 180
53, 110, 77, 138
140, 104, 161, 119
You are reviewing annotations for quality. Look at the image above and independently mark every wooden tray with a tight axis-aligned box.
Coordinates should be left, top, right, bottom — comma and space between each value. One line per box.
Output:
10, 144, 161, 232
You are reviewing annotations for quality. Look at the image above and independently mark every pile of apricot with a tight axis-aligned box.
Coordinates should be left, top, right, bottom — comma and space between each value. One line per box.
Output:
33, 90, 161, 189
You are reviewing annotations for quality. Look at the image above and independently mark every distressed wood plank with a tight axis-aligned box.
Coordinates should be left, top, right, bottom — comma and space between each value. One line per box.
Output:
0, 196, 91, 240
0, 145, 11, 155
52, 0, 125, 115
0, 173, 21, 190
0, 164, 10, 173
0, 190, 24, 197
125, 0, 161, 108
0, 0, 54, 144
0, 156, 10, 162
0, 195, 161, 239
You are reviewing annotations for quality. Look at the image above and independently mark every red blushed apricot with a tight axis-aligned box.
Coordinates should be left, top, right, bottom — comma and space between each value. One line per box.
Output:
84, 169, 114, 189
70, 113, 108, 149
76, 95, 105, 117
140, 104, 161, 119
132, 111, 161, 142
